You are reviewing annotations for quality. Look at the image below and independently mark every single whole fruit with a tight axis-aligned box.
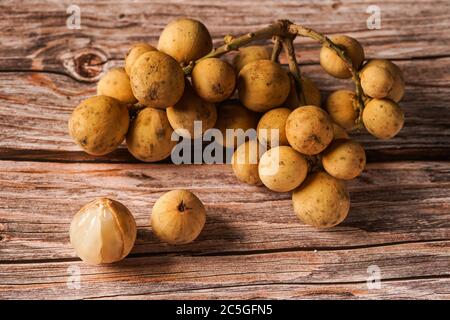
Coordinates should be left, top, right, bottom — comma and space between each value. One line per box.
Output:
284, 76, 322, 109
130, 51, 185, 109
70, 198, 137, 264
97, 67, 137, 104
233, 45, 270, 72
322, 139, 366, 180
126, 107, 176, 162
157, 18, 212, 64
191, 58, 236, 103
285, 105, 334, 155
360, 59, 405, 102
257, 107, 291, 147
258, 146, 308, 192
362, 98, 404, 139
325, 90, 358, 131
320, 35, 365, 79
167, 82, 217, 139
124, 43, 157, 75
292, 172, 350, 228
231, 140, 262, 185
68, 95, 129, 156
151, 190, 206, 245
214, 101, 258, 149
238, 59, 290, 112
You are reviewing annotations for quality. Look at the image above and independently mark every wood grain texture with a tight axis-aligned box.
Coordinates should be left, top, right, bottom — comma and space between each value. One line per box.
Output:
0, 161, 449, 300
0, 0, 449, 300
1, 57, 449, 162
0, 161, 449, 261
0, 0, 450, 161
1, 241, 449, 299
1, 0, 450, 75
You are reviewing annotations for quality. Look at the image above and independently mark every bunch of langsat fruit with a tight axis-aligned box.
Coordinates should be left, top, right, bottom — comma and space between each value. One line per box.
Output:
68, 19, 405, 264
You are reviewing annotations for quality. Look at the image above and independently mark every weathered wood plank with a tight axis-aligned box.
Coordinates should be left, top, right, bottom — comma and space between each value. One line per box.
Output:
1, 0, 449, 300
1, 0, 450, 79
1, 0, 448, 161
0, 241, 448, 299
1, 57, 449, 162
0, 161, 449, 262
94, 279, 450, 300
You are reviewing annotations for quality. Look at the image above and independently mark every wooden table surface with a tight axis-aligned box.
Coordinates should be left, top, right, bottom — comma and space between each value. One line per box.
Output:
0, 0, 449, 300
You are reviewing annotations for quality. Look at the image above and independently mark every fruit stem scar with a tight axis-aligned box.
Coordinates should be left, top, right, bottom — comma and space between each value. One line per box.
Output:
178, 200, 187, 212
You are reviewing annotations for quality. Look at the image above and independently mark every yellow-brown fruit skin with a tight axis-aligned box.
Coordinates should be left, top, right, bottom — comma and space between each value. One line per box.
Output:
257, 108, 291, 147
215, 101, 258, 149
362, 98, 404, 140
238, 60, 290, 112
192, 58, 236, 103
231, 140, 262, 186
258, 146, 308, 192
285, 105, 334, 155
97, 67, 137, 104
301, 77, 322, 107
320, 35, 365, 79
157, 18, 212, 64
151, 190, 206, 245
166, 82, 217, 139
284, 76, 322, 109
70, 198, 137, 265
360, 59, 405, 102
130, 51, 185, 109
325, 90, 358, 131
332, 123, 350, 140
124, 43, 157, 76
292, 172, 350, 229
389, 62, 406, 102
233, 46, 270, 72
322, 139, 366, 180
126, 107, 176, 162
68, 95, 129, 156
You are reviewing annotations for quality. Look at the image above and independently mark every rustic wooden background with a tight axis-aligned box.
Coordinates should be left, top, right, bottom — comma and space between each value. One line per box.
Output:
0, 0, 449, 300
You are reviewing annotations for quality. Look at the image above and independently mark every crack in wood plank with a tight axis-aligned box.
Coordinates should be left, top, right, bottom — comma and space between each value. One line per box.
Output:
1, 238, 449, 265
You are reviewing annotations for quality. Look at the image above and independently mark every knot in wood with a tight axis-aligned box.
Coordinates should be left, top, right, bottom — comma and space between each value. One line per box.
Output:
74, 53, 103, 78
63, 48, 108, 83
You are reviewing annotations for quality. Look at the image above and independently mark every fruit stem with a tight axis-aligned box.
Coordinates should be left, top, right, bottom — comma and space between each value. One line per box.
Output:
287, 23, 366, 127
271, 36, 282, 62
182, 20, 289, 74
281, 36, 307, 106
183, 20, 366, 126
